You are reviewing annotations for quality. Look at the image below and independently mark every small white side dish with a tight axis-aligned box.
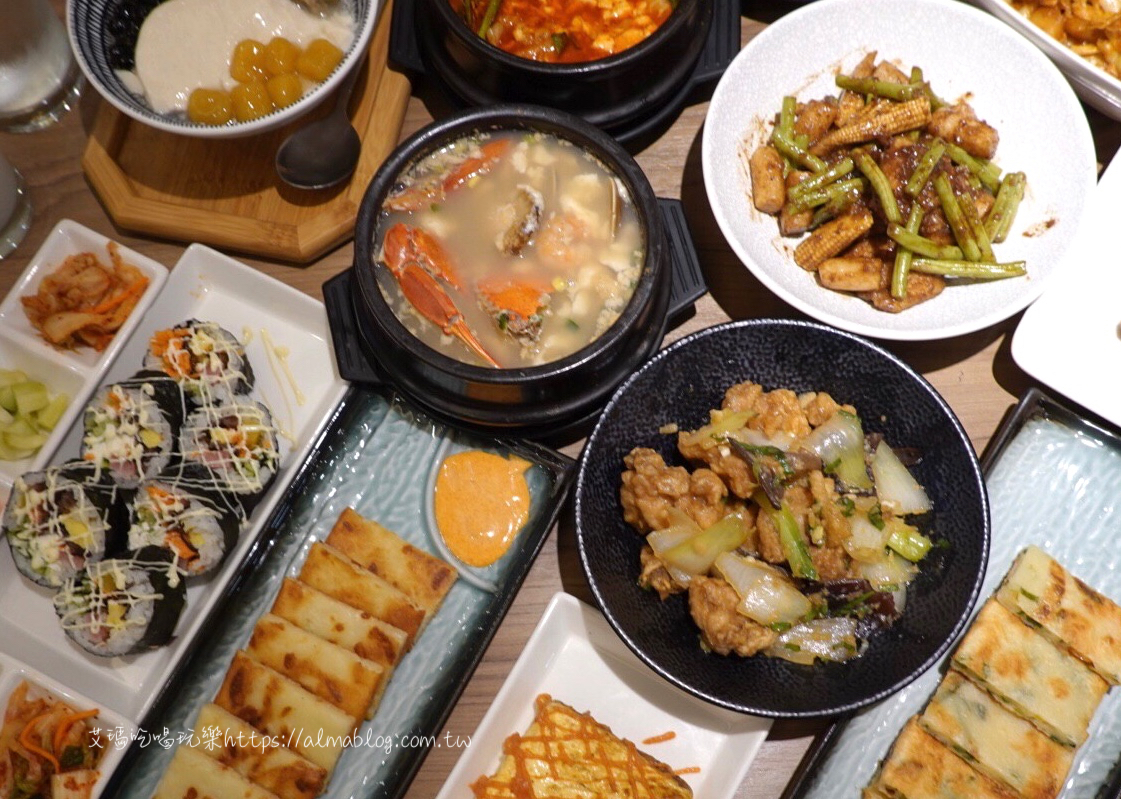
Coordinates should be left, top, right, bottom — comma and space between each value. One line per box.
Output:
0, 650, 133, 799
702, 0, 1096, 341
1012, 152, 1121, 429
0, 220, 167, 495
435, 592, 772, 799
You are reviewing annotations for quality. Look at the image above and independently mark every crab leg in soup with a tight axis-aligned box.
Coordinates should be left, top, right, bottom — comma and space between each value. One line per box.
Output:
375, 131, 644, 369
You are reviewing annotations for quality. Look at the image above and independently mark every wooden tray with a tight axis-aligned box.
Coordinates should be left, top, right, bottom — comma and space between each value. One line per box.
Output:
81, 1, 410, 264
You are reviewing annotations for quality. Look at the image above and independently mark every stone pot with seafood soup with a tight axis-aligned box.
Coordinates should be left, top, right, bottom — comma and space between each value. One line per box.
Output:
351, 105, 671, 438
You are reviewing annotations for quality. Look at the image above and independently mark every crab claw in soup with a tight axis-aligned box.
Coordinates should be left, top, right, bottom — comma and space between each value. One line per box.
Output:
374, 130, 645, 369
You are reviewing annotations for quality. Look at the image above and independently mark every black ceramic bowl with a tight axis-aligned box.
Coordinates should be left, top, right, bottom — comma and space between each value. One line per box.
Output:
350, 104, 671, 438
574, 319, 990, 717
414, 0, 713, 134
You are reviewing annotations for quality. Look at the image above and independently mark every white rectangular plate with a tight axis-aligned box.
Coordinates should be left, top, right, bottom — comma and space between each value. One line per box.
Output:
1012, 157, 1121, 430
0, 241, 348, 729
435, 592, 772, 799
0, 220, 168, 494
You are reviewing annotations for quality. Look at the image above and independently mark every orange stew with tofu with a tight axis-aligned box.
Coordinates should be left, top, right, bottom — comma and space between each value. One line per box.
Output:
451, 0, 675, 63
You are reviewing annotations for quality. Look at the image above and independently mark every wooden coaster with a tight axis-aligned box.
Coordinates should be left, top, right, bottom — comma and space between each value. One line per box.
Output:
81, 1, 410, 264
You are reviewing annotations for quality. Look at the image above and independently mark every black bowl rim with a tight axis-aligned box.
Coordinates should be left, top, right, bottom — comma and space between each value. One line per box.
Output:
353, 102, 668, 384
574, 317, 992, 718
424, 0, 701, 77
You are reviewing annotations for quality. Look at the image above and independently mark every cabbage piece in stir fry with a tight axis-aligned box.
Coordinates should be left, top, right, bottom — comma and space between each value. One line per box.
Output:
747, 53, 1028, 313
620, 381, 937, 665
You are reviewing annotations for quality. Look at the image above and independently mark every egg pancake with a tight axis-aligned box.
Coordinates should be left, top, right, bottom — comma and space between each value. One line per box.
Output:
470, 694, 692, 799
269, 577, 408, 672
188, 703, 327, 799
919, 671, 1072, 799
247, 614, 385, 719
951, 600, 1108, 748
868, 718, 1018, 799
325, 507, 457, 616
298, 542, 425, 647
997, 545, 1121, 684
154, 745, 282, 799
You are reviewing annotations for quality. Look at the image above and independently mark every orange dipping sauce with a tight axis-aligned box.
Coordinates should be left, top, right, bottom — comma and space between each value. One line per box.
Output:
451, 0, 675, 63
434, 450, 532, 567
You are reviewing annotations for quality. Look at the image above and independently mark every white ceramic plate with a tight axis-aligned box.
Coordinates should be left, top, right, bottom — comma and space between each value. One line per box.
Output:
0, 220, 167, 495
0, 242, 348, 729
702, 0, 1097, 341
0, 650, 133, 798
973, 0, 1121, 120
434, 592, 772, 799
1012, 154, 1121, 429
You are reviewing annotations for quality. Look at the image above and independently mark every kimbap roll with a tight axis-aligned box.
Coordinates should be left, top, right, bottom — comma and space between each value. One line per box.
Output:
53, 546, 187, 657
177, 399, 279, 511
127, 479, 240, 577
146, 320, 254, 405
2, 462, 123, 588
81, 373, 185, 487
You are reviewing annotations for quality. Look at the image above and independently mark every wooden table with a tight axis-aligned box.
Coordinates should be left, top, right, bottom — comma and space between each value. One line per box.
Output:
2, 3, 1119, 797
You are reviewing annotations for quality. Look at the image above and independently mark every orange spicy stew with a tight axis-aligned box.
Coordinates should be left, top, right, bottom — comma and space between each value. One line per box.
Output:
451, 0, 676, 63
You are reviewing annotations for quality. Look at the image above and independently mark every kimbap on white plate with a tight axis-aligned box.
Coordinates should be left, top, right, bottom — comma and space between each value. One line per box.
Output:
0, 243, 347, 732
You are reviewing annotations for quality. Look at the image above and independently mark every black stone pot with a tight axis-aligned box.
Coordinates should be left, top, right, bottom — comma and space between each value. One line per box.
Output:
328, 104, 704, 441
414, 0, 713, 135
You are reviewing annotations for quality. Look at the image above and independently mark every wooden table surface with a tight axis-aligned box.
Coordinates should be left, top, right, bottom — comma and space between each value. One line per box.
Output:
2, 2, 1119, 797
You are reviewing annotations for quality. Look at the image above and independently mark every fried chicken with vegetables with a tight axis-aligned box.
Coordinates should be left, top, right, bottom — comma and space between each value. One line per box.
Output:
620, 381, 938, 665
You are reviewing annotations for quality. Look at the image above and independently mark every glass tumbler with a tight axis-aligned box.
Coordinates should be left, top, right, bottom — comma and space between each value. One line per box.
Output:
0, 150, 32, 259
0, 0, 83, 133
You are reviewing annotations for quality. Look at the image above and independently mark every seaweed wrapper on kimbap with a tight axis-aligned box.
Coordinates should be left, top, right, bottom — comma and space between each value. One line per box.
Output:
53, 546, 187, 657
127, 479, 241, 578
146, 320, 254, 406
176, 399, 279, 512
2, 460, 124, 588
80, 372, 186, 488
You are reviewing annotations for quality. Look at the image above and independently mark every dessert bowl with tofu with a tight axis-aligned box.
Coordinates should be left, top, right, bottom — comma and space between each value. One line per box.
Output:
341, 104, 677, 438
67, 0, 377, 137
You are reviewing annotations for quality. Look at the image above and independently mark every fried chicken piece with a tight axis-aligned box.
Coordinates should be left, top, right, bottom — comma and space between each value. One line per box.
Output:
927, 102, 999, 159
620, 448, 728, 533
689, 576, 777, 657
809, 470, 852, 549
638, 545, 684, 600
810, 545, 852, 582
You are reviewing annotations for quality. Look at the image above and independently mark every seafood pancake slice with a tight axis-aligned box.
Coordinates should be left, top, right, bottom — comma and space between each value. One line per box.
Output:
867, 718, 1017, 799
215, 651, 359, 774
187, 703, 327, 799
298, 541, 425, 647
268, 577, 408, 672
951, 600, 1108, 748
324, 507, 457, 617
919, 671, 1073, 799
247, 614, 385, 719
471, 694, 692, 799
154, 745, 282, 799
996, 545, 1121, 684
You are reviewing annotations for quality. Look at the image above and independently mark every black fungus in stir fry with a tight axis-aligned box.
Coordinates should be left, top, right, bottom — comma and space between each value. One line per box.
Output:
748, 53, 1028, 313
620, 381, 938, 665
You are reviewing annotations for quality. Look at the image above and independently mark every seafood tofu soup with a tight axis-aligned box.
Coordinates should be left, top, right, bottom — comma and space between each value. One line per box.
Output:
374, 130, 644, 369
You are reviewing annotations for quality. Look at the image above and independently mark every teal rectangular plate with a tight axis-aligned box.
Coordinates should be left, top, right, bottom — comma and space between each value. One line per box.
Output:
101, 386, 575, 799
784, 387, 1121, 799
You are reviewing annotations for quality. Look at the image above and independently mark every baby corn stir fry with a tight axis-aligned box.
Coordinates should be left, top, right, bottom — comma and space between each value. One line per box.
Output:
748, 54, 1028, 313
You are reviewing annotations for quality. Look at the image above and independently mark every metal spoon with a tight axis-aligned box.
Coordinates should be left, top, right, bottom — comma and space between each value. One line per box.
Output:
275, 55, 366, 190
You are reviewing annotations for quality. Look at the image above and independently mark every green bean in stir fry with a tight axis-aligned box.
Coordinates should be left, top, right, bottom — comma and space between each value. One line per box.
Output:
747, 53, 1028, 312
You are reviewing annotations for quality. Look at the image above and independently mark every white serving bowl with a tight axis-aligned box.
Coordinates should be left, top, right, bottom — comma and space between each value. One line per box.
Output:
974, 0, 1121, 120
67, 0, 378, 138
702, 0, 1097, 341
